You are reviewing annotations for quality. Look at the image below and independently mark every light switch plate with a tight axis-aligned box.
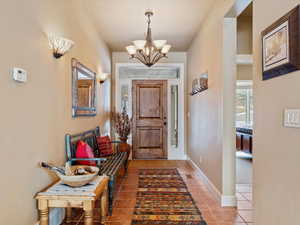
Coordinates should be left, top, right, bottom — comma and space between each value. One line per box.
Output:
284, 109, 300, 128
12, 67, 27, 83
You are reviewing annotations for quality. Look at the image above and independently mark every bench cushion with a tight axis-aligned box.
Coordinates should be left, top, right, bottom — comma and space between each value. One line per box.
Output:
97, 136, 113, 157
75, 141, 96, 166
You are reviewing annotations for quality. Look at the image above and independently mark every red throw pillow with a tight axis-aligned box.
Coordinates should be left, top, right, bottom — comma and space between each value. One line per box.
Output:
75, 141, 96, 166
96, 136, 113, 157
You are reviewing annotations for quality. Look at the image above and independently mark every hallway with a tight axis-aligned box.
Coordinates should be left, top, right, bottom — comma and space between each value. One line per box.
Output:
63, 160, 252, 225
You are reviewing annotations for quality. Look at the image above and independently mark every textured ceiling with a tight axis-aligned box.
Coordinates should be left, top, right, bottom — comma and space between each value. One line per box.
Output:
81, 0, 216, 51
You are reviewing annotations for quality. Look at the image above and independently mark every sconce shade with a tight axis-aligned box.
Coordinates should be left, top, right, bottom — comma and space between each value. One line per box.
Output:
48, 34, 74, 58
97, 73, 109, 84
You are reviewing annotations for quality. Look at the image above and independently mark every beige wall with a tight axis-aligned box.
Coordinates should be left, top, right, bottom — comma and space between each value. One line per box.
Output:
237, 15, 253, 54
237, 65, 253, 80
188, 0, 300, 223
187, 0, 236, 193
253, 1, 300, 224
0, 1, 111, 224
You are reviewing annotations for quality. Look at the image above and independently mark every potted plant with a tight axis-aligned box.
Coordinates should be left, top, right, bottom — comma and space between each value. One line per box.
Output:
112, 107, 132, 143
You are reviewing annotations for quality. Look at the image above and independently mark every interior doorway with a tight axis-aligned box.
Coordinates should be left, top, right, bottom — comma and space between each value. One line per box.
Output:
132, 80, 168, 159
223, 0, 253, 223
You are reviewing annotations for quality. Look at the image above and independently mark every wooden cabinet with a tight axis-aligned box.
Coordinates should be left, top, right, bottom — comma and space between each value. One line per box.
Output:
236, 128, 253, 154
236, 133, 243, 151
243, 134, 252, 153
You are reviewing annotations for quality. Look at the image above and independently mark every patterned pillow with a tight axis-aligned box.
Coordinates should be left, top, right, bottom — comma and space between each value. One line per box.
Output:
75, 140, 96, 166
96, 136, 113, 157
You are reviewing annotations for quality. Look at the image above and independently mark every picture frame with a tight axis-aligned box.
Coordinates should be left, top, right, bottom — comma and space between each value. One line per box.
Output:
262, 5, 300, 80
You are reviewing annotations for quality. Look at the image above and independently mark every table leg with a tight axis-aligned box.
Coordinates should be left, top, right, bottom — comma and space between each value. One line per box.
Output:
84, 201, 94, 225
100, 186, 108, 223
84, 210, 93, 225
66, 207, 72, 223
38, 200, 49, 225
39, 208, 49, 225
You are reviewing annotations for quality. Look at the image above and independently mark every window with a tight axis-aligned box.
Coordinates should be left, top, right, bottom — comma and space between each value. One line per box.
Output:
236, 81, 253, 128
121, 84, 129, 112
170, 85, 178, 147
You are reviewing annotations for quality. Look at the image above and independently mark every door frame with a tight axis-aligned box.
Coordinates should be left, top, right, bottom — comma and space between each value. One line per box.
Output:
221, 0, 253, 207
115, 63, 186, 160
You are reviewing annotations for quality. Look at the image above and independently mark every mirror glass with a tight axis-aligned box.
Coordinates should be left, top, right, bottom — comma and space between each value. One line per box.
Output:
72, 58, 96, 117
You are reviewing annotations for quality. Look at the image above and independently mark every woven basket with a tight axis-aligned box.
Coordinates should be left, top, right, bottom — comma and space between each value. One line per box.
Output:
55, 166, 99, 187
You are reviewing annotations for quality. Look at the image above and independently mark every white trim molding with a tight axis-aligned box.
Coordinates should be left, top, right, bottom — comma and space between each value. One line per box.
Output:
187, 156, 237, 207
187, 156, 222, 203
221, 195, 237, 207
115, 63, 186, 161
236, 54, 253, 65
168, 154, 187, 160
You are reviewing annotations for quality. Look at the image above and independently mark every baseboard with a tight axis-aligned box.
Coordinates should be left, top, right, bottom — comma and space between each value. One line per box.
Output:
168, 154, 187, 160
34, 208, 65, 225
221, 195, 237, 207
187, 156, 222, 203
187, 156, 237, 207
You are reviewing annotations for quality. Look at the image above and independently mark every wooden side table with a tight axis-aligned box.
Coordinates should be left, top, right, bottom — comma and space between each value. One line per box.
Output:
35, 176, 109, 225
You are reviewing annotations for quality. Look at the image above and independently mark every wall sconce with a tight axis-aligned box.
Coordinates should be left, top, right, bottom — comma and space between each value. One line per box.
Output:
48, 34, 74, 59
190, 72, 208, 96
97, 73, 109, 84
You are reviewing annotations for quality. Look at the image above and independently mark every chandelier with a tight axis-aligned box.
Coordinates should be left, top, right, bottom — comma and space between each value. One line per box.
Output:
126, 10, 171, 67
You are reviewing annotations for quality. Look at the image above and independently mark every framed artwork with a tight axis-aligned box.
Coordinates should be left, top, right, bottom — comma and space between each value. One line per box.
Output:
262, 5, 300, 80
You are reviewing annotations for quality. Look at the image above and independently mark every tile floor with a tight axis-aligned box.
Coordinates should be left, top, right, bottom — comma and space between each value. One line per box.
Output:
62, 160, 253, 225
236, 183, 253, 224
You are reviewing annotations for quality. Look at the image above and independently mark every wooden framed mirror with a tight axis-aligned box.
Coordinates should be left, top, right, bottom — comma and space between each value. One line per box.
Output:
72, 58, 96, 117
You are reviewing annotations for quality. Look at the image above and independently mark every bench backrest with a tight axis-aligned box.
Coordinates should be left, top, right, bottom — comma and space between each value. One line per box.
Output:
65, 127, 100, 163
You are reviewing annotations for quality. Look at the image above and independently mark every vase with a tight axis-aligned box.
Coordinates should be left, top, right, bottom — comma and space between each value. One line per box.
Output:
119, 137, 128, 143
119, 137, 130, 158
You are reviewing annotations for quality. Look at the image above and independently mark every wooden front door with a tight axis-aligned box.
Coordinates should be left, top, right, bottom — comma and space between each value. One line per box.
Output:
132, 80, 168, 159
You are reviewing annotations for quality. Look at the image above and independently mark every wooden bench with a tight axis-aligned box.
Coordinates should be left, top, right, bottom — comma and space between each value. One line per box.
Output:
65, 127, 128, 214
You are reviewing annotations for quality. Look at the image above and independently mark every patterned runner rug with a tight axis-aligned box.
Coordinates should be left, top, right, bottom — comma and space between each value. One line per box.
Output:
131, 168, 207, 225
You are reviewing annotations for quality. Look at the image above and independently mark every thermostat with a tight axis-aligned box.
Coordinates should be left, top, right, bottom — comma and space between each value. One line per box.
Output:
12, 67, 27, 83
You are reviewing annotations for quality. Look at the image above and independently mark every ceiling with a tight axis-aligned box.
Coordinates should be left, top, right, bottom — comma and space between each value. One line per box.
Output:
82, 0, 216, 51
